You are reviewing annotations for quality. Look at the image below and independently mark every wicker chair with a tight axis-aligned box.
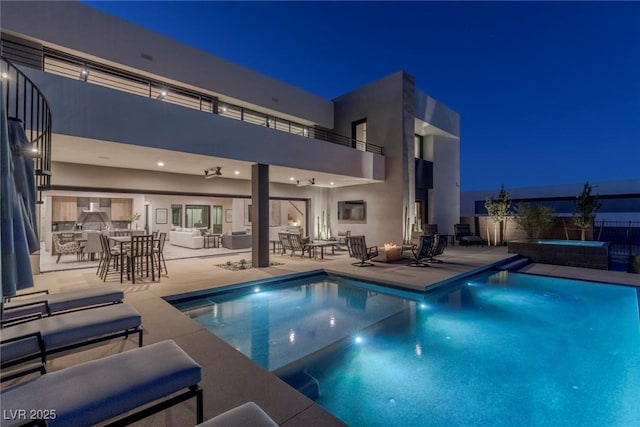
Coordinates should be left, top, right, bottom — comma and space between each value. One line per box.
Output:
52, 233, 81, 263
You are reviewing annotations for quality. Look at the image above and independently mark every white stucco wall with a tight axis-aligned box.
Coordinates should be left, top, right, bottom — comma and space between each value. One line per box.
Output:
22, 68, 383, 181
431, 136, 460, 236
1, 1, 334, 127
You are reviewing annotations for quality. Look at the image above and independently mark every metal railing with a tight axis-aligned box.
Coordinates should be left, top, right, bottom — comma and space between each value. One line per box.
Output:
43, 49, 383, 155
596, 220, 640, 257
1, 56, 52, 202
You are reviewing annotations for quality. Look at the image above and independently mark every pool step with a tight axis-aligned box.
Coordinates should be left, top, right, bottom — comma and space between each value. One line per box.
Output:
497, 257, 530, 272
281, 370, 320, 401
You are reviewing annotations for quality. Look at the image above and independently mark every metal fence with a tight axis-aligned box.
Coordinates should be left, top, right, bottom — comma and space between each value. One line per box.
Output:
595, 221, 640, 257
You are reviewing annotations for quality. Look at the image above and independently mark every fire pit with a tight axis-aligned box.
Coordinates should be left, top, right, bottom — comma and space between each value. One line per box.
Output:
373, 243, 403, 263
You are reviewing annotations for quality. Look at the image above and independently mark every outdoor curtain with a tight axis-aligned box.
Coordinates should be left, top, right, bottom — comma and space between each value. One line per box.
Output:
1, 85, 35, 298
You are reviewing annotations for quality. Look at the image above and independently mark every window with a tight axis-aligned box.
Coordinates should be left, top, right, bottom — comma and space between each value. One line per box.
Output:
171, 205, 182, 227
185, 205, 210, 228
414, 134, 423, 159
352, 119, 367, 151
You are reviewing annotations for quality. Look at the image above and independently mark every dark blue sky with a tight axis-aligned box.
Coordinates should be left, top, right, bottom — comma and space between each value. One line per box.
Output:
84, 1, 640, 192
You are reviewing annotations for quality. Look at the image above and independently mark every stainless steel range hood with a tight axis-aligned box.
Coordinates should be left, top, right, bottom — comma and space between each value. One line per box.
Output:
73, 201, 113, 230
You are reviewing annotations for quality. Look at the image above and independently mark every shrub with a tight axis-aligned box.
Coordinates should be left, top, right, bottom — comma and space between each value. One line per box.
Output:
515, 203, 555, 240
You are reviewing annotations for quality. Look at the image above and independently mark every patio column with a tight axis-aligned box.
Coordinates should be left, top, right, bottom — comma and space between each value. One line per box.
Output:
251, 163, 269, 268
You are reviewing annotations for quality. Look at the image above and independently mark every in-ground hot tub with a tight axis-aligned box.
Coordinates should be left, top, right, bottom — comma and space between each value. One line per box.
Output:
508, 239, 610, 270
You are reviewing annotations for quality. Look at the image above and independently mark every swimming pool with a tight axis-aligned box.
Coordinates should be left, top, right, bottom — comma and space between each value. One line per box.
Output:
537, 239, 607, 247
169, 271, 640, 426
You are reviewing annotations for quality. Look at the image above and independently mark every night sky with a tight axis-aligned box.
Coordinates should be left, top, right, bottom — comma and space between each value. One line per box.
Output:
83, 1, 640, 192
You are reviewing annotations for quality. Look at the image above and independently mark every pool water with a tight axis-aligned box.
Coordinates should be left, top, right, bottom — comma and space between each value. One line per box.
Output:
171, 271, 640, 427
537, 239, 607, 247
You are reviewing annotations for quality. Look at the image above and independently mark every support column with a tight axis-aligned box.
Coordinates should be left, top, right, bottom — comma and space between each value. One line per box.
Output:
251, 163, 269, 268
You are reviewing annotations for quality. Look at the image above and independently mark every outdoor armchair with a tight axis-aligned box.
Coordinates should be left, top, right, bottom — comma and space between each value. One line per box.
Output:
346, 235, 379, 267
409, 235, 434, 267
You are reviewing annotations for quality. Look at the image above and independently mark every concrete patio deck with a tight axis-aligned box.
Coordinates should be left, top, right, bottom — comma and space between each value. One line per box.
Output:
5, 245, 639, 426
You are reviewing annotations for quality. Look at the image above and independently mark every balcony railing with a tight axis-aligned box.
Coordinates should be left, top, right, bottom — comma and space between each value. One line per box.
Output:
43, 49, 383, 155
1, 56, 52, 202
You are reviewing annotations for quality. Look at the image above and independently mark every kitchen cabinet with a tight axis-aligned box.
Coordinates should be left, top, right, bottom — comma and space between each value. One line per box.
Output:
52, 196, 77, 221
111, 198, 132, 221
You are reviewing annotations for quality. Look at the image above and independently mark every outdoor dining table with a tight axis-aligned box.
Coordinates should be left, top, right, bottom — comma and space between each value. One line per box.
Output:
108, 235, 160, 283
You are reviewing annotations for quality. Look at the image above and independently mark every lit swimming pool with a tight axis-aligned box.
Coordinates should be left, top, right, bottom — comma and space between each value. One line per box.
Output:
169, 271, 640, 426
537, 239, 607, 247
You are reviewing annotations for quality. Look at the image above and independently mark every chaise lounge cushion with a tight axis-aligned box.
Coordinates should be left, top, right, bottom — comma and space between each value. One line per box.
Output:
1, 340, 202, 427
1, 303, 141, 365
197, 402, 278, 427
3, 285, 124, 320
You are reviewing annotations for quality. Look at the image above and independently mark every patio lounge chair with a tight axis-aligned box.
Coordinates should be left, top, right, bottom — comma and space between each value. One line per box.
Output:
426, 234, 448, 263
2, 285, 124, 322
1, 340, 203, 426
454, 223, 483, 247
347, 235, 379, 267
1, 303, 142, 372
287, 233, 313, 258
409, 235, 434, 267
197, 402, 277, 427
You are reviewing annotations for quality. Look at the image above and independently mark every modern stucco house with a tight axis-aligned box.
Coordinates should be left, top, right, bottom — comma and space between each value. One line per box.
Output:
1, 1, 460, 266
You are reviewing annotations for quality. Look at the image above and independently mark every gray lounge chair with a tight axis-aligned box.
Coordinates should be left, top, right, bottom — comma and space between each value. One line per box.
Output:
2, 285, 123, 321
347, 235, 379, 267
1, 340, 203, 426
426, 234, 448, 262
454, 223, 483, 246
1, 303, 142, 372
197, 402, 277, 427
409, 235, 434, 267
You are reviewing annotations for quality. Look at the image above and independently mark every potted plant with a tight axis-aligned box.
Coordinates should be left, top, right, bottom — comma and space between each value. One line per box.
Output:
127, 212, 141, 230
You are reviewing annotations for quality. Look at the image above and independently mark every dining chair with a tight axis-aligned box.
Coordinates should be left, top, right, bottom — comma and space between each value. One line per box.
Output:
154, 232, 168, 275
126, 235, 155, 284
98, 234, 120, 281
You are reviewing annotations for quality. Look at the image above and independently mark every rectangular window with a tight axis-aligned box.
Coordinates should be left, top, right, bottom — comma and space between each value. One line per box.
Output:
414, 134, 423, 159
352, 119, 367, 151
185, 205, 210, 229
171, 204, 182, 227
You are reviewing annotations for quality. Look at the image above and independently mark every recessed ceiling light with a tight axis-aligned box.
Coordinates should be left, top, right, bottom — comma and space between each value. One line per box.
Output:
1, 72, 8, 79
157, 161, 164, 167
289, 177, 295, 181
234, 170, 240, 175
330, 182, 334, 185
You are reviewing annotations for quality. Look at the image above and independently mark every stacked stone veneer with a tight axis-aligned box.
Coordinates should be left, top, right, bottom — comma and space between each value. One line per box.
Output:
508, 240, 610, 270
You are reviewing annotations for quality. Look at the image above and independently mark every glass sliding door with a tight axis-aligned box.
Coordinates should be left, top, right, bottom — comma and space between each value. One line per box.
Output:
212, 205, 223, 233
